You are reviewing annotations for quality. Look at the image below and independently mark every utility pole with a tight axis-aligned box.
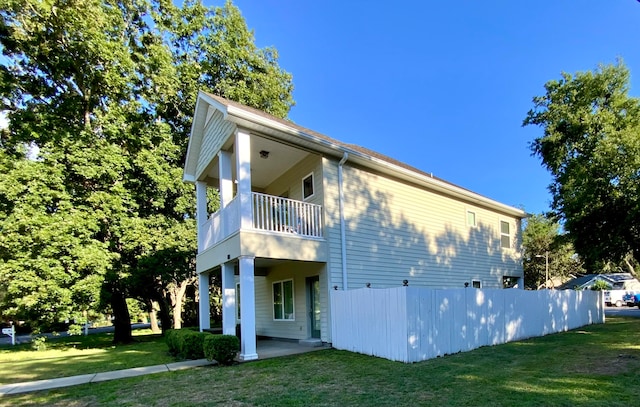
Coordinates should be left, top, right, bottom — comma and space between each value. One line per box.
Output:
535, 251, 549, 289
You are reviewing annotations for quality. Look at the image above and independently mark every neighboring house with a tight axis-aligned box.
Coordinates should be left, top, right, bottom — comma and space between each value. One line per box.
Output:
183, 92, 526, 360
557, 273, 638, 291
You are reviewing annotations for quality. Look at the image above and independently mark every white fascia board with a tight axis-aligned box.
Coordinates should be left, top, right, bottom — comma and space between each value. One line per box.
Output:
198, 91, 230, 120
224, 105, 526, 219
183, 92, 232, 183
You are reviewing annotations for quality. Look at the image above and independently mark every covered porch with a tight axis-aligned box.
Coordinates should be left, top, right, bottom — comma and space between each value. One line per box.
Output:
198, 257, 329, 361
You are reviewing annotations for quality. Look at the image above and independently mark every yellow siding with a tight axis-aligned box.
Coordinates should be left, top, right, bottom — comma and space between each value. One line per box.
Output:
327, 162, 523, 290
264, 154, 324, 208
253, 262, 328, 341
196, 110, 235, 178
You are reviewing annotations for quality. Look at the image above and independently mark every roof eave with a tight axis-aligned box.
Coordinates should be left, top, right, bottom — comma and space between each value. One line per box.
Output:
183, 92, 232, 183
223, 104, 526, 219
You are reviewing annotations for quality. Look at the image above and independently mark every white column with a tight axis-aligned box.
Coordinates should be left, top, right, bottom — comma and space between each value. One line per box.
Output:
198, 272, 210, 331
235, 129, 252, 230
219, 150, 233, 209
239, 255, 258, 360
196, 181, 208, 252
221, 262, 236, 336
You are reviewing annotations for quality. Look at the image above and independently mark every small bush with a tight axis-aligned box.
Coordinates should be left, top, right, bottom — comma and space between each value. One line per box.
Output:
181, 330, 207, 359
32, 335, 47, 351
591, 280, 612, 291
203, 335, 239, 366
165, 329, 211, 359
165, 329, 180, 356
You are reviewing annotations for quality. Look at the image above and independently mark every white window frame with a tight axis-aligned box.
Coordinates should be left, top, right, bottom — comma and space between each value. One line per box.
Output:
302, 172, 314, 201
466, 210, 477, 227
272, 279, 295, 321
472, 280, 482, 288
500, 220, 511, 249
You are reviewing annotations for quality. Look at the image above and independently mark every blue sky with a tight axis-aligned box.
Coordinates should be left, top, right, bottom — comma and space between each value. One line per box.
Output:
221, 0, 640, 215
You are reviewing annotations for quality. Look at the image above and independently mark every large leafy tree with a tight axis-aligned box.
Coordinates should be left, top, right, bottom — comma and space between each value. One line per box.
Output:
524, 62, 640, 273
0, 0, 293, 341
522, 214, 584, 289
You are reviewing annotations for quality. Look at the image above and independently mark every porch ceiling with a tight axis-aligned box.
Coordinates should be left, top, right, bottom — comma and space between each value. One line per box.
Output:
206, 135, 311, 189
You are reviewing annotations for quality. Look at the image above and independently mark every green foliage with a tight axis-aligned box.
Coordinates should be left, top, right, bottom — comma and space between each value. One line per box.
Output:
203, 334, 239, 366
0, 0, 294, 337
165, 329, 180, 356
180, 330, 208, 360
67, 324, 84, 336
31, 335, 47, 351
590, 280, 612, 291
524, 62, 640, 270
522, 214, 585, 289
165, 328, 211, 359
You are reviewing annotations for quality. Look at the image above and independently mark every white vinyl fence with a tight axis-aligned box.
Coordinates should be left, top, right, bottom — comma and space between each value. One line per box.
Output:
330, 287, 604, 363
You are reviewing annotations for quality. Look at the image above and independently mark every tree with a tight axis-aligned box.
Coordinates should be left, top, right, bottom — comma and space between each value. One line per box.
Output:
0, 146, 109, 329
0, 0, 294, 341
524, 62, 640, 273
522, 214, 585, 289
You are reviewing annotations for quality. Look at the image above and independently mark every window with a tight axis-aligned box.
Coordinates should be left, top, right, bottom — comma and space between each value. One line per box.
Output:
503, 276, 519, 289
472, 280, 482, 288
236, 283, 241, 321
273, 280, 294, 320
302, 173, 314, 200
500, 221, 511, 249
467, 211, 476, 227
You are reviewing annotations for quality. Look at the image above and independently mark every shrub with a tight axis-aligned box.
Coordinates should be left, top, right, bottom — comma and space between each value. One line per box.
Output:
181, 330, 207, 359
165, 329, 179, 356
166, 329, 211, 359
591, 280, 612, 291
203, 335, 239, 366
32, 335, 47, 351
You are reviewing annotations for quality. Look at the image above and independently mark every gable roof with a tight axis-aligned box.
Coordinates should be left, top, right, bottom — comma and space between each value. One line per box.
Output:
557, 273, 638, 290
184, 91, 527, 219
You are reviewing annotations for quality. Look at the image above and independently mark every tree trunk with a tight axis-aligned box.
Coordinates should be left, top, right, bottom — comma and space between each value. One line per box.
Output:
146, 299, 161, 334
624, 257, 637, 277
172, 292, 183, 329
157, 296, 172, 334
111, 288, 133, 344
169, 279, 192, 329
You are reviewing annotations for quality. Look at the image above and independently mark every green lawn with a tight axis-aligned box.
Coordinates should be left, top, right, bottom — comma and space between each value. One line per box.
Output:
0, 329, 173, 385
2, 317, 639, 407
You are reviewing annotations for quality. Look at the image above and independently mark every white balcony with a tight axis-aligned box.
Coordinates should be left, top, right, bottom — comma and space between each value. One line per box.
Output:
200, 192, 323, 251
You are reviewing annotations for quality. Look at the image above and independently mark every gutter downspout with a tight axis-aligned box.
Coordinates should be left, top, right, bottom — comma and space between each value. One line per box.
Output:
338, 152, 349, 290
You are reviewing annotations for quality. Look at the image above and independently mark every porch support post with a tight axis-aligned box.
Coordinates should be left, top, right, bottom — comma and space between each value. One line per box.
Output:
198, 272, 210, 331
219, 150, 233, 209
239, 255, 258, 361
235, 129, 252, 230
221, 262, 236, 336
195, 180, 208, 252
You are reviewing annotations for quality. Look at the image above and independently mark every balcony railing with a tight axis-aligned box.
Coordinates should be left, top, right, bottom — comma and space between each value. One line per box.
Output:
252, 192, 323, 238
200, 192, 323, 251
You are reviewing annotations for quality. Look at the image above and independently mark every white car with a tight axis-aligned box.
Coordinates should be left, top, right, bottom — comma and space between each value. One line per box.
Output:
604, 289, 640, 307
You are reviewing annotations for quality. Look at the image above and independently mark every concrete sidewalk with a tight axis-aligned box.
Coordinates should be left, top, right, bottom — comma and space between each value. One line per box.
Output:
0, 359, 215, 396
0, 339, 329, 396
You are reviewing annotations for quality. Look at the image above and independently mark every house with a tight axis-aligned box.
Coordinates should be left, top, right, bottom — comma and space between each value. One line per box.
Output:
183, 91, 527, 360
557, 273, 638, 291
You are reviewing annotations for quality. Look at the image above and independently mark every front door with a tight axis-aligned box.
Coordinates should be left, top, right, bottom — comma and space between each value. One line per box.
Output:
307, 276, 321, 339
